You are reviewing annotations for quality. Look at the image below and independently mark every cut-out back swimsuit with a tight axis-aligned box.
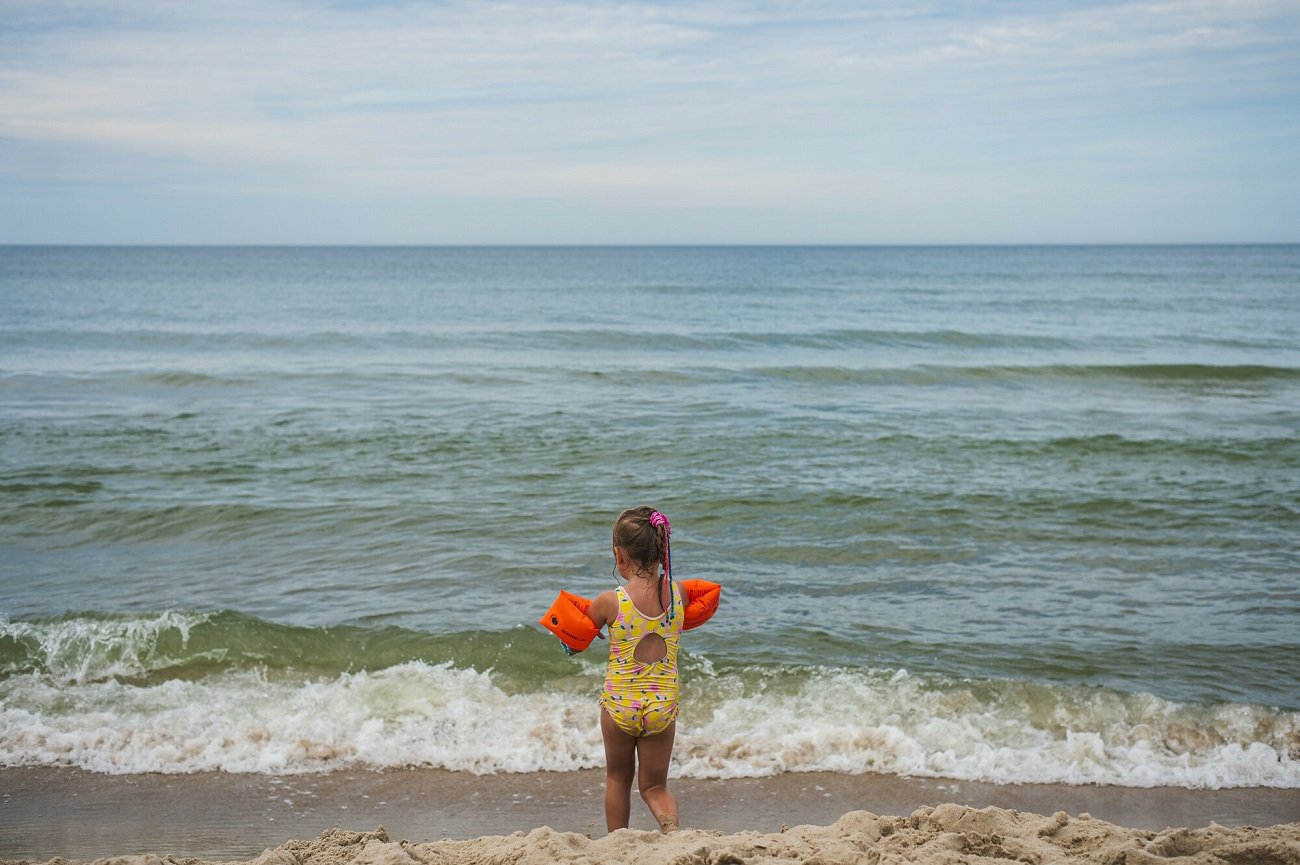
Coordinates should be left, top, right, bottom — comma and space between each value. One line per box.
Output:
599, 583, 683, 737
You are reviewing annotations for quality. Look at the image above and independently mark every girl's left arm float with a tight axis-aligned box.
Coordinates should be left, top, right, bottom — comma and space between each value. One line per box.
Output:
540, 580, 722, 654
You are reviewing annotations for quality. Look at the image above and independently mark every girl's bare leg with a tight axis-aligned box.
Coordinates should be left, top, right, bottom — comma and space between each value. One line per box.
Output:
634, 719, 678, 831
599, 708, 636, 831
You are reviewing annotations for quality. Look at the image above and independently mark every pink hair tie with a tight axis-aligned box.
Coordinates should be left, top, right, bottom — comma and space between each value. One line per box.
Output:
649, 511, 670, 535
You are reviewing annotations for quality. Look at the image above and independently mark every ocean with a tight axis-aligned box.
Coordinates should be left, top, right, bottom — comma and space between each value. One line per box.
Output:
1, 245, 1297, 790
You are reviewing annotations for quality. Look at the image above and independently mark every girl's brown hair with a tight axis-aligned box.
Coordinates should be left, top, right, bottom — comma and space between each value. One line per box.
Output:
612, 506, 667, 574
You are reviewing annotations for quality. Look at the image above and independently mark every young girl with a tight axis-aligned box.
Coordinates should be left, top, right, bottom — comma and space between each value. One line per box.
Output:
586, 506, 683, 833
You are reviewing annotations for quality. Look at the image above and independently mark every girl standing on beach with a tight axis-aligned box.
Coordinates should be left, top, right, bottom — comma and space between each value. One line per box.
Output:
586, 506, 683, 833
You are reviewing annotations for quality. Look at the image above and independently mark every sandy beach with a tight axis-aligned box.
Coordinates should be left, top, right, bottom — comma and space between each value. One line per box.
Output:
117, 811, 1300, 865
2, 767, 1297, 864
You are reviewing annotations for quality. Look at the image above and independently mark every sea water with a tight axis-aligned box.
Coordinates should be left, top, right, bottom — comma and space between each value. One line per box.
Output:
1, 245, 1297, 787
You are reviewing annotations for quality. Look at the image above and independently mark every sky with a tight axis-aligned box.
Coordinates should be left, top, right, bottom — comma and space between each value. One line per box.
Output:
1, 0, 1298, 244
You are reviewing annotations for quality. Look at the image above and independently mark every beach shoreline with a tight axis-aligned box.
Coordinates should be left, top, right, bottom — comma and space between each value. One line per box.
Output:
2, 766, 1297, 863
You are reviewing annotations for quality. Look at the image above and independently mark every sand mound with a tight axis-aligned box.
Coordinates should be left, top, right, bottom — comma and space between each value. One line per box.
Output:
12, 806, 1300, 865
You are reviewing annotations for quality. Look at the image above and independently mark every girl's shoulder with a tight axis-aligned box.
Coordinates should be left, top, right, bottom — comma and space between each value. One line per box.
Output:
589, 588, 621, 627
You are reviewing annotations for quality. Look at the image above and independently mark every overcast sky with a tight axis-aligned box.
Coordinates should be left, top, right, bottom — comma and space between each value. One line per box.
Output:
2, 0, 1297, 244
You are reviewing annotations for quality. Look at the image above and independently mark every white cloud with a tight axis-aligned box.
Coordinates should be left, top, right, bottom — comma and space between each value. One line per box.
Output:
0, 0, 1297, 242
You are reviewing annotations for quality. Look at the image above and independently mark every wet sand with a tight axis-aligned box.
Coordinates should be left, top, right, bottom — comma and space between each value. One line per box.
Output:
2, 766, 1297, 862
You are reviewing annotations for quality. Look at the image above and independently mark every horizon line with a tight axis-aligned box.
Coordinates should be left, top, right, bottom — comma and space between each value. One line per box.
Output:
3, 241, 1298, 249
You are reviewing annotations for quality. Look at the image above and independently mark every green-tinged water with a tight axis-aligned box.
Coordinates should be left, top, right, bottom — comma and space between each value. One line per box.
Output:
1, 245, 1297, 785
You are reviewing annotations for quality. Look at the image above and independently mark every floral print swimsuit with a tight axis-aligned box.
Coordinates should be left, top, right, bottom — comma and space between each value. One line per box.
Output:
599, 583, 683, 737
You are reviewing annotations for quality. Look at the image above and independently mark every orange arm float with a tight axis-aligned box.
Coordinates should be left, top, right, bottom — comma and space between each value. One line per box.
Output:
540, 590, 601, 653
680, 579, 721, 630
541, 580, 720, 652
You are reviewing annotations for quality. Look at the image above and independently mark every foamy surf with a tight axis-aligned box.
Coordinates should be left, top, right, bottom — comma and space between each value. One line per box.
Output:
2, 613, 1295, 788
678, 666, 1299, 788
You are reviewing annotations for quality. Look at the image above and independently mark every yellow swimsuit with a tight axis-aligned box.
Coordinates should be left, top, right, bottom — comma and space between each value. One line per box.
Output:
599, 583, 683, 737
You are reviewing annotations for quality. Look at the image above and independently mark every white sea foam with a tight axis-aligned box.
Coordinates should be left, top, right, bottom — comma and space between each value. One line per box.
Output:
1, 658, 1296, 787
677, 668, 1300, 788
0, 661, 601, 775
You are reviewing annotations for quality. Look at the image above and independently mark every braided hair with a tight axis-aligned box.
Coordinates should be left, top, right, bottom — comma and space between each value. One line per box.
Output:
612, 506, 674, 620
